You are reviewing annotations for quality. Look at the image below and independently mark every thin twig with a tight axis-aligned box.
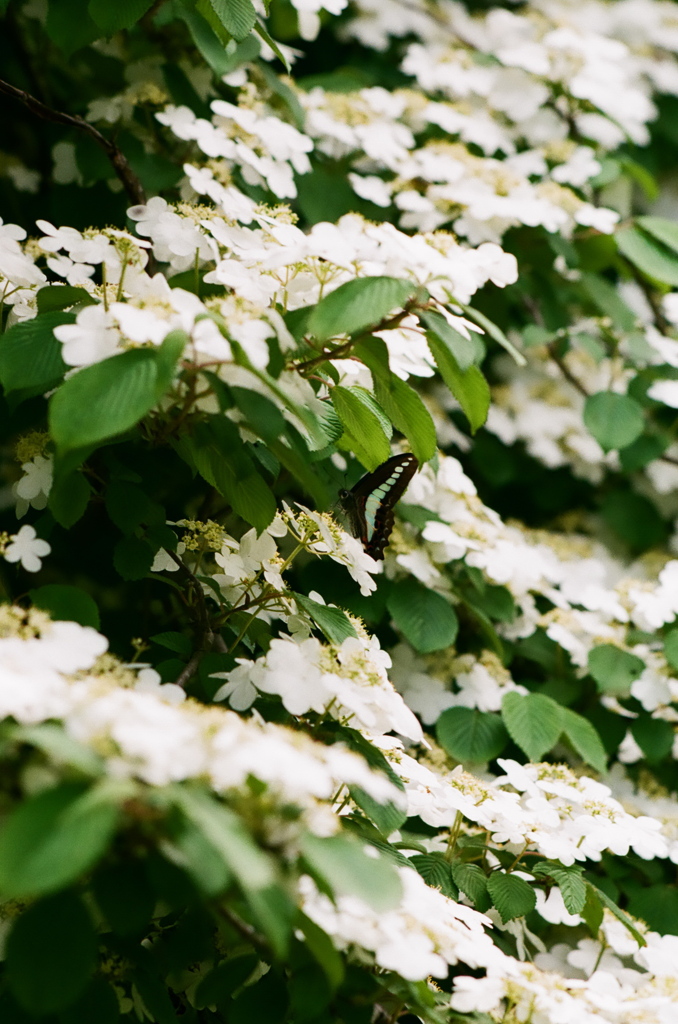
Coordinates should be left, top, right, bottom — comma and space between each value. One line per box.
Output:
165, 548, 221, 688
0, 77, 146, 206
547, 342, 590, 397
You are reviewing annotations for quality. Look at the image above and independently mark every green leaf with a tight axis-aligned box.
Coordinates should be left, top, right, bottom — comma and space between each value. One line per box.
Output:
113, 535, 156, 580
0, 782, 120, 898
49, 349, 162, 455
37, 285, 94, 314
387, 579, 458, 653
631, 716, 674, 762
560, 707, 607, 773
92, 863, 155, 936
301, 833, 402, 912
436, 707, 507, 764
295, 912, 345, 990
456, 302, 526, 366
349, 784, 407, 836
583, 392, 644, 452
419, 309, 482, 371
6, 891, 97, 1014
151, 631, 193, 655
587, 882, 646, 947
174, 788, 275, 890
207, 0, 257, 40
664, 628, 678, 671
487, 871, 536, 923
13, 724, 103, 776
501, 692, 564, 762
88, 0, 153, 32
253, 18, 290, 71
49, 469, 92, 527
616, 225, 678, 285
45, 0, 101, 54
450, 863, 490, 910
581, 884, 604, 936
580, 272, 637, 331
587, 644, 645, 695
330, 385, 392, 468
176, 2, 240, 75
309, 277, 415, 343
533, 861, 587, 915
169, 821, 232, 897
355, 337, 436, 463
426, 332, 490, 433
30, 583, 100, 629
195, 954, 259, 1009
410, 854, 458, 899
293, 593, 358, 645
0, 311, 70, 393
636, 215, 678, 254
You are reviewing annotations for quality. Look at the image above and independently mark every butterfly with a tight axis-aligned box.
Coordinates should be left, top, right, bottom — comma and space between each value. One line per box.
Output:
338, 453, 419, 560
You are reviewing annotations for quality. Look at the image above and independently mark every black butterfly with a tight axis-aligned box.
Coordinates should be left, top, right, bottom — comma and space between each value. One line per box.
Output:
338, 453, 419, 560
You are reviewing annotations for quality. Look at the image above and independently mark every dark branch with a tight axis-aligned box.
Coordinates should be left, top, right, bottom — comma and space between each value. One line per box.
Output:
0, 77, 146, 206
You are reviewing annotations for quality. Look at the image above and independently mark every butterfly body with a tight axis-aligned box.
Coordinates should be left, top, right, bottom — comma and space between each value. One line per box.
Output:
338, 453, 419, 560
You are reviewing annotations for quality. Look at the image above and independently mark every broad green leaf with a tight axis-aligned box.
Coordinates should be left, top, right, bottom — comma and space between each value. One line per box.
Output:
176, 2, 239, 75
487, 871, 536, 922
436, 707, 507, 764
30, 583, 100, 629
37, 285, 94, 314
627, 885, 678, 937
295, 912, 345, 990
0, 311, 70, 393
231, 386, 287, 444
330, 385, 392, 468
349, 784, 407, 835
293, 593, 358, 645
583, 392, 644, 452
174, 788, 275, 890
88, 0, 153, 32
637, 215, 678, 254
560, 707, 607, 774
419, 309, 481, 371
580, 272, 637, 331
387, 579, 458, 653
207, 0, 257, 40
0, 782, 120, 898
356, 339, 436, 463
58, 977, 121, 1024
426, 332, 490, 433
150, 631, 192, 655
195, 954, 260, 1009
113, 535, 156, 580
6, 891, 97, 1014
457, 302, 526, 366
309, 277, 415, 343
12, 724, 103, 776
450, 863, 490, 910
587, 644, 644, 695
45, 0, 101, 53
410, 854, 458, 899
169, 822, 232, 896
582, 884, 604, 936
664, 628, 678, 671
48, 470, 92, 527
301, 833, 402, 912
50, 349, 160, 454
92, 862, 155, 936
616, 225, 678, 286
533, 861, 587, 915
631, 715, 674, 762
501, 691, 564, 762
588, 882, 646, 947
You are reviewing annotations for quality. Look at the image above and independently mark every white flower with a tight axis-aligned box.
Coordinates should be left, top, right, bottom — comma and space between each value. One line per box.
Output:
647, 378, 678, 408
4, 525, 51, 572
15, 455, 53, 517
53, 304, 121, 367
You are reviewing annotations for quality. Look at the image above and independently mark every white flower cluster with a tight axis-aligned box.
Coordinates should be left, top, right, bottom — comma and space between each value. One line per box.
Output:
382, 749, 666, 866
301, 864, 505, 981
372, 450, 678, 770
0, 609, 398, 834
455, 910, 678, 1023
215, 632, 423, 743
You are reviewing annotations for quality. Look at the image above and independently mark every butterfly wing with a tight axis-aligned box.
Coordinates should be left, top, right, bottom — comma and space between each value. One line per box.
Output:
340, 453, 419, 559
